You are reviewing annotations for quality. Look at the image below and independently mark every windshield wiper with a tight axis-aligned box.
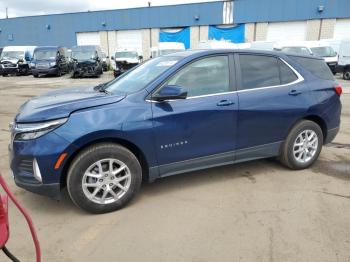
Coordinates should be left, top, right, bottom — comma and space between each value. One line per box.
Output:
94, 83, 111, 94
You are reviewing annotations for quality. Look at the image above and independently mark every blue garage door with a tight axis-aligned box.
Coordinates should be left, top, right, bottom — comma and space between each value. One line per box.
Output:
159, 27, 190, 49
208, 25, 245, 43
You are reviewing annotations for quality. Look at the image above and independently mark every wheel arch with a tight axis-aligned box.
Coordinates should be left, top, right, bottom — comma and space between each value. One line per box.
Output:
60, 137, 150, 189
303, 115, 327, 142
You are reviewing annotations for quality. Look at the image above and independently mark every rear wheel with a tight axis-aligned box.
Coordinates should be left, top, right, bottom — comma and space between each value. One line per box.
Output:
344, 68, 350, 80
280, 120, 323, 170
67, 143, 142, 214
33, 74, 39, 78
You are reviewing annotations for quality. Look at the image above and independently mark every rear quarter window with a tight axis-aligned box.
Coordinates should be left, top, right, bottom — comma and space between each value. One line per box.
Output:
288, 56, 334, 80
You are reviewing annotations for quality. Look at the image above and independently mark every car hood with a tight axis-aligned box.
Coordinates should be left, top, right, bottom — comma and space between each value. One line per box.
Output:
75, 59, 96, 64
15, 86, 125, 123
1, 59, 19, 64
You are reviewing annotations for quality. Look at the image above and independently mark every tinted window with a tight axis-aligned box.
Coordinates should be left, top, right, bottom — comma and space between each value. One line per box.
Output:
279, 60, 298, 84
239, 55, 280, 90
289, 56, 334, 80
167, 56, 229, 97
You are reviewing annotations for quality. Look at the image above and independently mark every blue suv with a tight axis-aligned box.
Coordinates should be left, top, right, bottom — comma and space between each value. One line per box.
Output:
9, 50, 342, 213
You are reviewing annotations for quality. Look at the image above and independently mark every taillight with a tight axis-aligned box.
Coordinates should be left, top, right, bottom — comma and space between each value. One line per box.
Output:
334, 84, 342, 96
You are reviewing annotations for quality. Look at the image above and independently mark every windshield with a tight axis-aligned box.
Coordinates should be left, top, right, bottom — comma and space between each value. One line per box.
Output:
71, 50, 95, 60
115, 51, 138, 59
105, 56, 180, 94
159, 49, 182, 56
34, 50, 57, 60
0, 51, 24, 60
281, 47, 311, 56
310, 46, 336, 57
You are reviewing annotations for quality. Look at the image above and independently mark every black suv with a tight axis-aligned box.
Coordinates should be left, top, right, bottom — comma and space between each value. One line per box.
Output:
31, 46, 70, 77
70, 45, 103, 78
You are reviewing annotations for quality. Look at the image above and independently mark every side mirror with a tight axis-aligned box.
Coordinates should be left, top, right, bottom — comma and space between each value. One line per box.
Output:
106, 56, 109, 59
138, 55, 143, 61
111, 56, 115, 60
153, 85, 187, 102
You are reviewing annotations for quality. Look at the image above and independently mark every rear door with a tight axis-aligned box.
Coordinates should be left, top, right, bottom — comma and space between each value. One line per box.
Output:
235, 53, 309, 160
151, 54, 238, 176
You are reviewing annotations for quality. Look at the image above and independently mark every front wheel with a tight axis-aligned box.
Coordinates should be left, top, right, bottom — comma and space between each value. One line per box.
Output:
280, 120, 323, 170
67, 143, 142, 214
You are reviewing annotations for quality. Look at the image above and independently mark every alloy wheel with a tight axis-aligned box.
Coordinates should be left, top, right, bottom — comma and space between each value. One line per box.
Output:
293, 129, 319, 164
82, 158, 131, 204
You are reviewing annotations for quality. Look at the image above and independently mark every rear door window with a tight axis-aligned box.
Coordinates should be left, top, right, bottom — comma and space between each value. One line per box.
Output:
288, 56, 334, 80
238, 54, 280, 90
238, 54, 300, 90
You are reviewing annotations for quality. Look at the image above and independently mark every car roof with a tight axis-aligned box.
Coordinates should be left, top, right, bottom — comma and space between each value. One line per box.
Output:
165, 48, 322, 61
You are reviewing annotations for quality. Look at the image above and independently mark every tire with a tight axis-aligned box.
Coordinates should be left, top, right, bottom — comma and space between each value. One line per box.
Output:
2, 73, 8, 77
280, 120, 323, 170
56, 69, 62, 77
67, 143, 142, 214
343, 68, 350, 80
33, 74, 39, 78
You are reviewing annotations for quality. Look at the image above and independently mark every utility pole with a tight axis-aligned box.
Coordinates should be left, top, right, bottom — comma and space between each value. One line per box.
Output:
6, 7, 8, 19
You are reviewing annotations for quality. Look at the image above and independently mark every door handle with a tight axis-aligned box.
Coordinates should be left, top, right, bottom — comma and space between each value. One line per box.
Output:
288, 90, 302, 96
217, 100, 235, 106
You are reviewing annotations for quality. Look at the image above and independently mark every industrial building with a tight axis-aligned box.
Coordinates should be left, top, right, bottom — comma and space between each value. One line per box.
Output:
0, 0, 349, 58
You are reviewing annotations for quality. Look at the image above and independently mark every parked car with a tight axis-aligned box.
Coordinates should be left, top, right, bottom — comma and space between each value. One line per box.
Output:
150, 42, 185, 58
70, 45, 103, 78
31, 46, 70, 77
101, 52, 110, 71
196, 40, 237, 49
111, 49, 142, 77
0, 46, 36, 76
328, 38, 350, 80
250, 41, 279, 51
9, 49, 341, 213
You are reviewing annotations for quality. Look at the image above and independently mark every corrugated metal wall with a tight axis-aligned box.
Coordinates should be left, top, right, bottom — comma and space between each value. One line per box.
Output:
234, 0, 350, 23
0, 2, 224, 47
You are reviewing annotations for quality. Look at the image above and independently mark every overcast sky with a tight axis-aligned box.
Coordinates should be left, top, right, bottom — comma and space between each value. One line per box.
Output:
0, 0, 218, 18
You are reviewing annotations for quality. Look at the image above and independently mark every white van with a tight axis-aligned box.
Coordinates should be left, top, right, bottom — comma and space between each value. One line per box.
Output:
304, 41, 338, 73
0, 46, 36, 76
111, 48, 142, 77
323, 38, 350, 79
150, 42, 185, 58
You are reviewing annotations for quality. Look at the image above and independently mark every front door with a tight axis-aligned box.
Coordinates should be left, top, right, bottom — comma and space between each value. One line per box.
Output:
151, 55, 238, 176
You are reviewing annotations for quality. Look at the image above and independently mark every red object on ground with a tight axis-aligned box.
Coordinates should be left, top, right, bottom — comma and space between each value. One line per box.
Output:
0, 194, 9, 248
0, 174, 41, 262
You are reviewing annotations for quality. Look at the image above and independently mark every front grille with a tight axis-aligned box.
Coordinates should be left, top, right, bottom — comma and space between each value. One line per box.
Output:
2, 63, 16, 68
36, 63, 49, 69
18, 158, 33, 173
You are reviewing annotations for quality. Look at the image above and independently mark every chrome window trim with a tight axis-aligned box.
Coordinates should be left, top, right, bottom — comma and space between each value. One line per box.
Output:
146, 57, 304, 103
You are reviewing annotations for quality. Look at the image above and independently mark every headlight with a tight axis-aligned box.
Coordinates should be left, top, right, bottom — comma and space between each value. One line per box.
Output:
50, 62, 56, 67
13, 118, 68, 141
